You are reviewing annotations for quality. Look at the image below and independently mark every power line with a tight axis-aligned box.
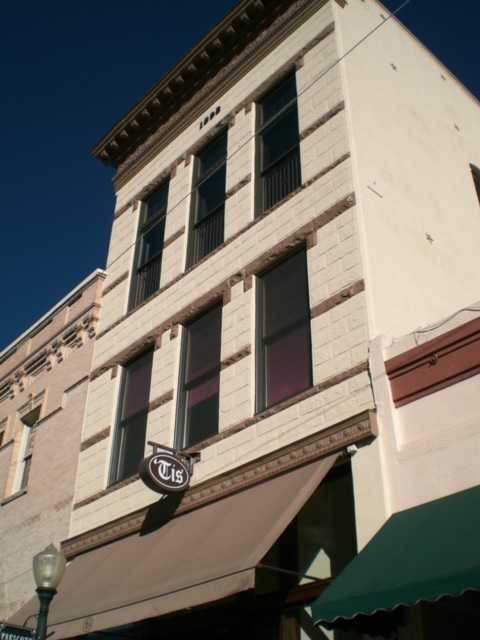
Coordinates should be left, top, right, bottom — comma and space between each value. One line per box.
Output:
105, 0, 413, 271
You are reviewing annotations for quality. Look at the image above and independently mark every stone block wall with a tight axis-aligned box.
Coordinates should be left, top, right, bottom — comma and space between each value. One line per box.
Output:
70, 2, 374, 537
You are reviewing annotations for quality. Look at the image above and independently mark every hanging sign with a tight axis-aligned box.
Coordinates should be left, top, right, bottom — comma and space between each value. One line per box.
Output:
0, 623, 35, 640
139, 452, 191, 493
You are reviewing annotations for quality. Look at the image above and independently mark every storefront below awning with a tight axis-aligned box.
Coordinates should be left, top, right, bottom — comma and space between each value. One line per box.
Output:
10, 455, 337, 639
311, 484, 480, 631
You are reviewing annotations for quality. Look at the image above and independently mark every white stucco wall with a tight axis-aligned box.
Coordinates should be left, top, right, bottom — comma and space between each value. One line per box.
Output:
335, 0, 480, 339
369, 303, 480, 540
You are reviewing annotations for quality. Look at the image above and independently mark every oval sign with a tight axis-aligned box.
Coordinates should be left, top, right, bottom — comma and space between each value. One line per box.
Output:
139, 452, 191, 493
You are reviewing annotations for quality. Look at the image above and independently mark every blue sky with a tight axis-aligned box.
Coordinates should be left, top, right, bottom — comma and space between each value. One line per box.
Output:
1, 0, 479, 352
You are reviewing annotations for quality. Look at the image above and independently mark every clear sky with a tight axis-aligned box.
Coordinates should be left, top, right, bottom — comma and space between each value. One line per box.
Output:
1, 0, 479, 352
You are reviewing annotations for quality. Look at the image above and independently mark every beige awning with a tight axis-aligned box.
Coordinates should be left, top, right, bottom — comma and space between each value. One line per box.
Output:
10, 456, 336, 638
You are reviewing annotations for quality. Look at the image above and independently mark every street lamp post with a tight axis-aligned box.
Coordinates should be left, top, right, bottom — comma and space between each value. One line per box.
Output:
33, 544, 66, 640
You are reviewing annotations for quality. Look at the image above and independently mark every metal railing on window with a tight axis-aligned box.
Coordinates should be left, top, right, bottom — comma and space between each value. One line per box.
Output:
193, 207, 224, 263
261, 148, 301, 212
136, 257, 162, 305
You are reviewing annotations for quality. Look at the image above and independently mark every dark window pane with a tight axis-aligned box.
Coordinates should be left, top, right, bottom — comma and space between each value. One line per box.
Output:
198, 135, 228, 177
144, 186, 168, 224
131, 183, 169, 309
186, 306, 222, 382
260, 76, 297, 126
184, 378, 220, 447
189, 133, 227, 265
257, 250, 312, 411
114, 412, 149, 481
196, 166, 227, 221
262, 250, 309, 337
265, 324, 311, 407
122, 351, 153, 419
111, 350, 153, 484
177, 306, 222, 449
257, 75, 301, 214
140, 217, 166, 265
187, 374, 220, 408
261, 109, 299, 171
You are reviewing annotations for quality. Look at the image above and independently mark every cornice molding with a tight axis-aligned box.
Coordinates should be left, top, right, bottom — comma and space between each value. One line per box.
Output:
111, 60, 339, 217
0, 307, 101, 404
64, 409, 375, 558
93, 0, 327, 177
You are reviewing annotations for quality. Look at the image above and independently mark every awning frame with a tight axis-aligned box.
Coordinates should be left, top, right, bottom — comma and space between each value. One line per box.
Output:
312, 485, 480, 632
10, 456, 338, 638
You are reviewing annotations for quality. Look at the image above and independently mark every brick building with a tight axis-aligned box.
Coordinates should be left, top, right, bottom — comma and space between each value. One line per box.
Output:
0, 271, 104, 619
9, 0, 480, 638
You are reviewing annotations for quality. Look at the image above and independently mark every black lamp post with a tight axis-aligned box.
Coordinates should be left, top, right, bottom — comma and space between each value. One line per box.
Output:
33, 544, 66, 640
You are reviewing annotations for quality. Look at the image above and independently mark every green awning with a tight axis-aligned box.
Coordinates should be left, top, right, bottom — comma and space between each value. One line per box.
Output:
312, 485, 480, 629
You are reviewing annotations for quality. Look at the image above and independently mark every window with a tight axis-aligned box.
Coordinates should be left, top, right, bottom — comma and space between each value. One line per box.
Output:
16, 407, 40, 491
176, 305, 222, 449
257, 74, 301, 214
130, 183, 169, 309
110, 350, 153, 484
257, 249, 312, 411
256, 463, 358, 640
189, 133, 227, 265
257, 463, 356, 593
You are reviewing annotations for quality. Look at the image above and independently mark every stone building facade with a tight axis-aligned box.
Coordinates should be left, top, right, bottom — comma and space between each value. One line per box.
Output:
0, 271, 104, 619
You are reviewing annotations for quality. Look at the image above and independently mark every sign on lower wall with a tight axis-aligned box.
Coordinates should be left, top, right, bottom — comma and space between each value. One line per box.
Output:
139, 451, 192, 493
0, 623, 35, 640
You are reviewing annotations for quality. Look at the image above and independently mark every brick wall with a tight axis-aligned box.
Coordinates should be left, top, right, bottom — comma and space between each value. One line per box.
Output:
0, 273, 103, 618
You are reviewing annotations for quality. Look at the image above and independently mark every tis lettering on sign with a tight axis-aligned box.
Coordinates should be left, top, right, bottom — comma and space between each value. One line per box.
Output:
154, 458, 186, 486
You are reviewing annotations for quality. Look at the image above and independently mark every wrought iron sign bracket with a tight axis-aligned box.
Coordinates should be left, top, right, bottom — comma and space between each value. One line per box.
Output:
147, 441, 201, 476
